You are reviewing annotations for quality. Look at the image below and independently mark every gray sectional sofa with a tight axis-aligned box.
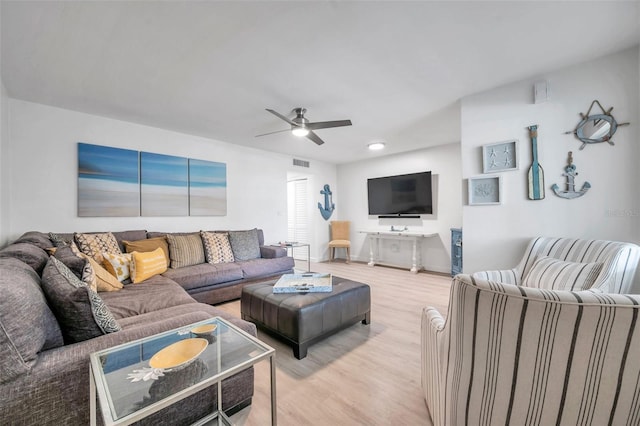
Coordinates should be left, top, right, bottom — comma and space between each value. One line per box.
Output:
0, 229, 293, 425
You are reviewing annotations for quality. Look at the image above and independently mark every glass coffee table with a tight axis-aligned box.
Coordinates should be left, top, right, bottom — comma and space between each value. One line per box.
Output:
89, 317, 276, 425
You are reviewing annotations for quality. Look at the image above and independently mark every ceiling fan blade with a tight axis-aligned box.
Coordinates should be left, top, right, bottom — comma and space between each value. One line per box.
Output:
306, 120, 352, 130
306, 130, 325, 145
266, 109, 297, 126
255, 128, 290, 137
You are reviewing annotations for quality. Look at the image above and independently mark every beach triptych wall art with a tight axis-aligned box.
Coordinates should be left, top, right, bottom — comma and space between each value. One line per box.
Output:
77, 143, 227, 217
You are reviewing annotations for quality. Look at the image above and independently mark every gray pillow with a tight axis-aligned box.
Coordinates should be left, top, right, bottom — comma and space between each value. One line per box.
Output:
166, 234, 206, 269
0, 243, 50, 274
41, 257, 120, 343
228, 229, 261, 261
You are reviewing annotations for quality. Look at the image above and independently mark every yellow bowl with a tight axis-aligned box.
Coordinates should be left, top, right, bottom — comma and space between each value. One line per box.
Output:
149, 338, 208, 370
191, 324, 217, 336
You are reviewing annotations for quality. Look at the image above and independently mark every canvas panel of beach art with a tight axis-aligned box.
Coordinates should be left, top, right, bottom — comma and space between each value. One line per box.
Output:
189, 159, 227, 216
140, 152, 189, 216
78, 143, 140, 217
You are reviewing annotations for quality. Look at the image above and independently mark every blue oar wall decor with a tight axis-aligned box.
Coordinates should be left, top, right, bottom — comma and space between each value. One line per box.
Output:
527, 125, 545, 200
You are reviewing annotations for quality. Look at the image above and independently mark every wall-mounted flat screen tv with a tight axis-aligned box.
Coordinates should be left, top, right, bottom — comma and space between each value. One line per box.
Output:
367, 171, 433, 216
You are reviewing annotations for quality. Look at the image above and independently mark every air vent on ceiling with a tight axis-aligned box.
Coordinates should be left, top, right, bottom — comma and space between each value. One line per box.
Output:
293, 158, 310, 168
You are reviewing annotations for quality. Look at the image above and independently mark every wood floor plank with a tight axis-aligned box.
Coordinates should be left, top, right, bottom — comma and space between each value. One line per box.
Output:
217, 260, 451, 425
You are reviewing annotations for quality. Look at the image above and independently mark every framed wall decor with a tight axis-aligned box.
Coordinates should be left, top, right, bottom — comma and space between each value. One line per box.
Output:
468, 175, 502, 205
482, 140, 518, 173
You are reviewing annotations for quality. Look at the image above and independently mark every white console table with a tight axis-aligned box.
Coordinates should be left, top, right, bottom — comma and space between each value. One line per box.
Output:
359, 231, 437, 273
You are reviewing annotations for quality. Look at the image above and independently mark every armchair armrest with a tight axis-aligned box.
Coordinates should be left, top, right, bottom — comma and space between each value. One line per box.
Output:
260, 245, 287, 259
421, 307, 446, 426
471, 268, 520, 285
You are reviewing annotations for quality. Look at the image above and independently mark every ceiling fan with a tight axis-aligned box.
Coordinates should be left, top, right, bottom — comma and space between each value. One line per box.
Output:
256, 107, 352, 145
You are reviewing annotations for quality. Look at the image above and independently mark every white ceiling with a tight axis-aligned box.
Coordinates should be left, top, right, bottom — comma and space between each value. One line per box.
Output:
1, 1, 639, 164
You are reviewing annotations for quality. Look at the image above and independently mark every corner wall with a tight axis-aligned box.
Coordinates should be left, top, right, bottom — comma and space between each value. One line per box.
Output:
461, 47, 639, 285
5, 99, 337, 248
0, 82, 8, 246
336, 143, 462, 274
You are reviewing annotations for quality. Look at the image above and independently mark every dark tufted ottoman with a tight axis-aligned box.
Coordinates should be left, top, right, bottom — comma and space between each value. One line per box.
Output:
240, 276, 371, 359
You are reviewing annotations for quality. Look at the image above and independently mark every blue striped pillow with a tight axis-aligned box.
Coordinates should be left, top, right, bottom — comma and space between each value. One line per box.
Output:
521, 256, 603, 291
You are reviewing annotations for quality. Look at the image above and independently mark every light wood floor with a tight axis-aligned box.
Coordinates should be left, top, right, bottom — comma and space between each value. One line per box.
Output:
216, 260, 452, 426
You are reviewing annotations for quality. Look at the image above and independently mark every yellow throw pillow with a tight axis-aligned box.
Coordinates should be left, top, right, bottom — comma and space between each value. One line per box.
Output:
79, 253, 123, 292
130, 248, 168, 284
123, 237, 170, 264
102, 252, 132, 282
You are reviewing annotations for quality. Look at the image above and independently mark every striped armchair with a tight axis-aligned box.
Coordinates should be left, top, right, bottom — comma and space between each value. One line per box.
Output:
470, 237, 640, 293
422, 274, 640, 426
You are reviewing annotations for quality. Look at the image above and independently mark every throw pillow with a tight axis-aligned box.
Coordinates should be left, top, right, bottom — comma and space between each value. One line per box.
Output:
75, 232, 121, 264
53, 246, 97, 292
166, 234, 205, 269
201, 231, 235, 264
79, 253, 123, 292
102, 252, 132, 282
521, 256, 604, 291
48, 232, 81, 254
40, 256, 120, 343
130, 248, 168, 283
228, 229, 261, 261
123, 237, 170, 264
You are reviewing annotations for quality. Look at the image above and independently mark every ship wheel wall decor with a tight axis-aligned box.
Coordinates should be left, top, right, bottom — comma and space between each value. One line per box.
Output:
564, 100, 630, 150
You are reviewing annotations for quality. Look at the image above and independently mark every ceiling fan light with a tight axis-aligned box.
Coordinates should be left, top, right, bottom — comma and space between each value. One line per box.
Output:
368, 142, 385, 150
292, 127, 309, 137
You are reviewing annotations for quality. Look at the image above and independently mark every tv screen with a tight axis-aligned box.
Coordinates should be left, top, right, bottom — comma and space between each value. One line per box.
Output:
367, 171, 433, 215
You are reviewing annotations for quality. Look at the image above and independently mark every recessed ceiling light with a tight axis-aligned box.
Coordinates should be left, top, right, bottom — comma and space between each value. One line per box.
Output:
368, 142, 385, 151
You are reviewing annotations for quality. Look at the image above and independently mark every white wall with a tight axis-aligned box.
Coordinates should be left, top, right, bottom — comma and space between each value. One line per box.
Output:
336, 143, 462, 274
4, 99, 337, 247
461, 47, 639, 282
0, 81, 9, 246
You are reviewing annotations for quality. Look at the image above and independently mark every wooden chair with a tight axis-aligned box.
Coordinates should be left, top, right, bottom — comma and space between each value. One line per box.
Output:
328, 221, 350, 263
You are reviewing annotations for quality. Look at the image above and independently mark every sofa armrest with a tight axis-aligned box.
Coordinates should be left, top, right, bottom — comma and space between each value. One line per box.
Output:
421, 307, 446, 426
260, 245, 287, 259
471, 268, 520, 285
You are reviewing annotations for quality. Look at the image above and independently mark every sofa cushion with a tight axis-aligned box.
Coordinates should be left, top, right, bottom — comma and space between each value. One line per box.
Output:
166, 234, 205, 268
111, 230, 148, 251
102, 252, 133, 282
79, 253, 123, 292
75, 232, 121, 264
123, 237, 170, 263
236, 257, 295, 279
130, 248, 168, 283
41, 257, 121, 343
161, 262, 244, 291
228, 229, 261, 261
0, 242, 50, 274
0, 257, 63, 384
201, 231, 235, 264
522, 256, 604, 291
13, 231, 53, 250
101, 275, 196, 320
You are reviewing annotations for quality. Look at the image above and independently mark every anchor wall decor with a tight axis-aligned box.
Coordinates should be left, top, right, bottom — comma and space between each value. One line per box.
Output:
551, 151, 590, 199
318, 184, 335, 220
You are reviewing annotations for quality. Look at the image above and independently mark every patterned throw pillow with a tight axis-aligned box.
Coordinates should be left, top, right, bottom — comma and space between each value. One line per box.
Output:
201, 231, 235, 264
40, 257, 120, 343
521, 256, 604, 291
79, 254, 123, 292
166, 234, 205, 269
130, 248, 168, 283
228, 229, 261, 261
49, 232, 82, 255
74, 232, 121, 264
123, 237, 170, 264
53, 246, 97, 292
102, 252, 132, 282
